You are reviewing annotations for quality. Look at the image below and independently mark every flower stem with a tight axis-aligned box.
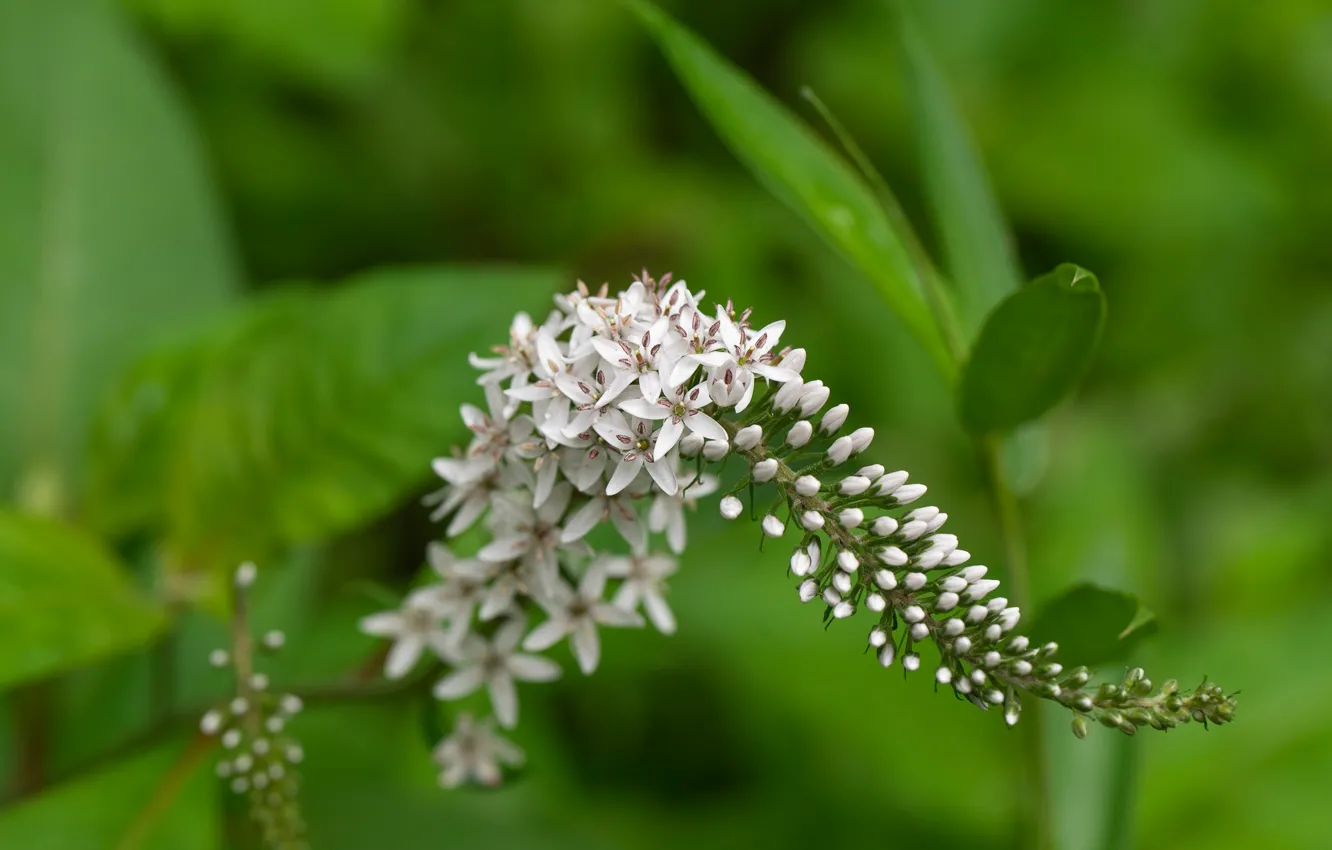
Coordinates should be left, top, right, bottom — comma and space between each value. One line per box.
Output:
980, 435, 1053, 850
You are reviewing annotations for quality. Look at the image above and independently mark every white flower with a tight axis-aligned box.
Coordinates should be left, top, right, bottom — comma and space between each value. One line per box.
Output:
591, 315, 682, 401
477, 483, 579, 592
666, 304, 726, 386
594, 411, 678, 495
707, 358, 756, 411
433, 618, 562, 728
648, 469, 718, 553
556, 363, 635, 437
433, 713, 525, 788
560, 490, 647, 553
618, 381, 727, 456
425, 542, 507, 639
522, 562, 643, 674
607, 552, 679, 634
469, 311, 540, 386
360, 589, 452, 679
714, 314, 798, 383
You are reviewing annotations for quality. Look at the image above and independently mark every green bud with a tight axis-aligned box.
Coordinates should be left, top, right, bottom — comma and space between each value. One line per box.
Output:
1132, 677, 1153, 697
1072, 716, 1089, 739
1160, 679, 1179, 696
1099, 710, 1124, 729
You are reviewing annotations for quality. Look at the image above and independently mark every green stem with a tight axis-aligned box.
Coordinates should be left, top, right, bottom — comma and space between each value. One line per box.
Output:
981, 436, 1052, 850
1099, 737, 1138, 850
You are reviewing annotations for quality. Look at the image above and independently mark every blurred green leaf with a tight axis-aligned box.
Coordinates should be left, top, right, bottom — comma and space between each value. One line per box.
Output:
626, 0, 956, 377
124, 0, 407, 87
0, 738, 217, 850
87, 265, 560, 568
1028, 584, 1157, 669
896, 8, 1021, 338
958, 263, 1105, 434
0, 511, 164, 689
0, 0, 239, 511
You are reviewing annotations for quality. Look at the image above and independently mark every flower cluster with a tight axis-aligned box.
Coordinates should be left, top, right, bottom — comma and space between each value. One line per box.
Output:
201, 564, 307, 849
362, 271, 1235, 787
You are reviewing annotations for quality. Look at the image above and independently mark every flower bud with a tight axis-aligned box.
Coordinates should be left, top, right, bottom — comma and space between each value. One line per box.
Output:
903, 653, 921, 672
832, 601, 855, 619
772, 378, 805, 413
838, 476, 870, 495
984, 651, 1001, 668
943, 618, 965, 636
906, 506, 939, 524
762, 514, 786, 537
702, 440, 729, 461
903, 605, 925, 623
818, 402, 849, 432
848, 427, 874, 453
794, 475, 820, 496
799, 383, 831, 417
832, 572, 852, 594
966, 579, 1000, 600
874, 569, 897, 590
910, 622, 929, 640
752, 458, 779, 483
734, 425, 763, 451
961, 564, 988, 582
209, 649, 230, 668
875, 470, 909, 495
940, 576, 968, 593
719, 495, 743, 520
878, 643, 896, 668
870, 516, 898, 536
798, 579, 818, 602
943, 549, 971, 566
904, 572, 927, 590
790, 547, 812, 576
200, 710, 223, 735
893, 483, 928, 505
838, 507, 864, 528
869, 627, 888, 647
898, 520, 928, 541
679, 431, 705, 457
800, 511, 825, 530
966, 605, 988, 623
936, 592, 960, 611
235, 562, 257, 588
837, 550, 859, 572
779, 347, 807, 374
866, 593, 886, 612
826, 436, 853, 465
856, 464, 885, 479
785, 420, 813, 448
877, 546, 908, 566
936, 667, 953, 684
821, 588, 841, 606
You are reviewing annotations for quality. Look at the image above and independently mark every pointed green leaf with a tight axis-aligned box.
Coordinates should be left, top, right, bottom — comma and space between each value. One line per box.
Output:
897, 10, 1021, 337
959, 263, 1105, 434
86, 266, 561, 567
626, 0, 955, 376
0, 0, 239, 511
1028, 584, 1157, 669
0, 511, 165, 689
0, 738, 217, 850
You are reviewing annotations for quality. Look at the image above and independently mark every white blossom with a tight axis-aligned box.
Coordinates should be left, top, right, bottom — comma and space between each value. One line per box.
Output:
434, 714, 525, 788
433, 618, 561, 728
522, 563, 643, 674
360, 589, 453, 679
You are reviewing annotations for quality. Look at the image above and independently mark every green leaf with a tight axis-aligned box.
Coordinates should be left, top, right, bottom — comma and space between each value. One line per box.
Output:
87, 265, 561, 567
1028, 584, 1157, 669
625, 0, 956, 376
0, 0, 239, 512
0, 738, 218, 850
896, 9, 1021, 337
0, 511, 165, 689
958, 263, 1106, 434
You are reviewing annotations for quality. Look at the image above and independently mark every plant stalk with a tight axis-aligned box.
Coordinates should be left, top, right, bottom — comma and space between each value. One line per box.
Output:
981, 435, 1052, 850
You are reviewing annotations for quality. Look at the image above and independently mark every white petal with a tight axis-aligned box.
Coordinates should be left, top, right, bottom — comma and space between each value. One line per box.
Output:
359, 611, 404, 637
606, 454, 643, 495
639, 370, 661, 401
433, 665, 485, 700
478, 536, 529, 563
645, 457, 678, 495
655, 418, 684, 456
385, 635, 424, 679
571, 621, 601, 675
488, 673, 519, 728
685, 411, 727, 443
643, 591, 677, 635
508, 654, 562, 683
493, 617, 527, 654
522, 618, 569, 652
560, 497, 604, 543
594, 603, 645, 628
619, 397, 667, 419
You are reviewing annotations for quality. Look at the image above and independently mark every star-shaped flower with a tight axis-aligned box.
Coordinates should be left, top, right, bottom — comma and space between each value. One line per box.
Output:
433, 618, 562, 728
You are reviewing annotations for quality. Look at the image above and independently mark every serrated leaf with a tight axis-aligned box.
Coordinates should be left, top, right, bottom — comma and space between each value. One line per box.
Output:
0, 0, 239, 509
626, 0, 956, 376
0, 511, 165, 689
86, 265, 561, 568
958, 263, 1106, 434
1028, 584, 1157, 669
897, 9, 1021, 338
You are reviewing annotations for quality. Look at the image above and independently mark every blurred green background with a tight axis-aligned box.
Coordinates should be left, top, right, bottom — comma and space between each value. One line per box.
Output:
2, 0, 1331, 847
